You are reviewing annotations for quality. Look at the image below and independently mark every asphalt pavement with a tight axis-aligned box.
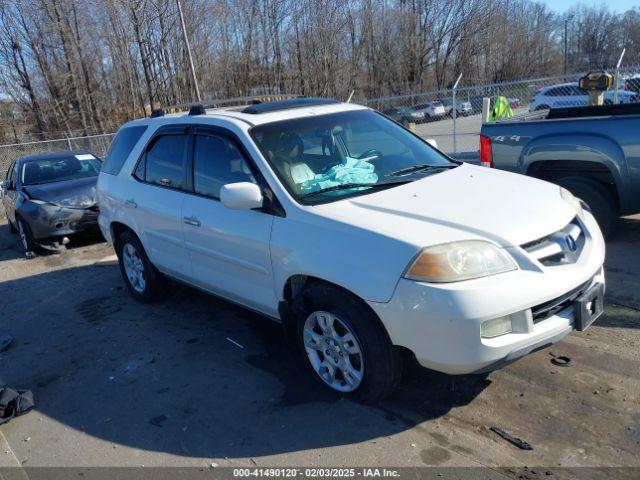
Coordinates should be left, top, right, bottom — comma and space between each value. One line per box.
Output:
0, 214, 638, 477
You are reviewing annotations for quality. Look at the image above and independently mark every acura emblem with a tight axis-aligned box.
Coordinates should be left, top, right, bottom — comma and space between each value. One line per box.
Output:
565, 235, 577, 252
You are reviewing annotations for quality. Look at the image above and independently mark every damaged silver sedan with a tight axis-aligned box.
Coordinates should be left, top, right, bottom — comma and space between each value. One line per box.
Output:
1, 151, 101, 255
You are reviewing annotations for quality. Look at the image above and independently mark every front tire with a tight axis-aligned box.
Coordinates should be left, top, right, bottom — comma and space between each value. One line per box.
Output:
16, 217, 35, 254
116, 231, 166, 302
291, 282, 402, 403
557, 176, 617, 237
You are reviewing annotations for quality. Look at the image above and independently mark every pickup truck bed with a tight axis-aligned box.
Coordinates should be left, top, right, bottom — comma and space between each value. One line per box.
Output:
480, 103, 640, 235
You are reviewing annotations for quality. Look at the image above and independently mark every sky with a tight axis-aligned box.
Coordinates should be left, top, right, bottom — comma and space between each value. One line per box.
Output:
540, 0, 639, 14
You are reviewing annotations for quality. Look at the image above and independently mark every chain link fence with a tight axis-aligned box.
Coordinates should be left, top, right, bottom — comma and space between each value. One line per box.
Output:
0, 134, 114, 178
2, 66, 639, 175
361, 65, 640, 155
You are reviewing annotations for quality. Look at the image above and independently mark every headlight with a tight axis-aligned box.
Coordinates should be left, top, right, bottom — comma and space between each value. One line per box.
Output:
560, 187, 584, 219
404, 240, 517, 283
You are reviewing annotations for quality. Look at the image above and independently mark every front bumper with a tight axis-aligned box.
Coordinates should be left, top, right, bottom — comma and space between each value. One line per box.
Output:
368, 212, 606, 375
20, 201, 99, 240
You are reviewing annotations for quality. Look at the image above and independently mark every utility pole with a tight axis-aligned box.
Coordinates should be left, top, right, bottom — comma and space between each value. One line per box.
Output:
176, 0, 201, 102
564, 15, 574, 74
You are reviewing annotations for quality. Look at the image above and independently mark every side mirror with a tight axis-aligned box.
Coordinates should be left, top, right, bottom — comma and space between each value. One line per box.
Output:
220, 182, 263, 211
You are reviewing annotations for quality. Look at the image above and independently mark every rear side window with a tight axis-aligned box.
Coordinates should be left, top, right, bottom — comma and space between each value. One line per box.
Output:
102, 126, 147, 175
144, 134, 188, 189
193, 135, 256, 199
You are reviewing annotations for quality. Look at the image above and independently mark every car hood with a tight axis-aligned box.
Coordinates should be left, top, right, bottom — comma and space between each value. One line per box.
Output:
312, 163, 576, 248
23, 176, 98, 209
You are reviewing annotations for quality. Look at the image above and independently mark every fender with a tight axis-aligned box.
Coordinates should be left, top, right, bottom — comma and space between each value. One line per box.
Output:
270, 215, 418, 304
519, 133, 629, 208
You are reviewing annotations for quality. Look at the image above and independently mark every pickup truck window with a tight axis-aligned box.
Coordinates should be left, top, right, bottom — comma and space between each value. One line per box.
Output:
251, 110, 456, 205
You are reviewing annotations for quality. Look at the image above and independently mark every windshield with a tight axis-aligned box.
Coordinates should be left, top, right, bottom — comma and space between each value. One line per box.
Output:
251, 109, 457, 205
21, 154, 102, 185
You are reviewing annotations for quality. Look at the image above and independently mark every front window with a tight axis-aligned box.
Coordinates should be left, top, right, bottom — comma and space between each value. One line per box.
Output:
251, 110, 457, 205
21, 154, 102, 185
193, 134, 256, 199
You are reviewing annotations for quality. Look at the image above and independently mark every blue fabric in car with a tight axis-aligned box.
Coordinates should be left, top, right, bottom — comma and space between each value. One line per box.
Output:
299, 156, 378, 193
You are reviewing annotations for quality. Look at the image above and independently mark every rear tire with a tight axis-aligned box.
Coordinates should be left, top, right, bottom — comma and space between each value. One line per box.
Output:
557, 176, 617, 237
291, 282, 402, 404
116, 231, 166, 302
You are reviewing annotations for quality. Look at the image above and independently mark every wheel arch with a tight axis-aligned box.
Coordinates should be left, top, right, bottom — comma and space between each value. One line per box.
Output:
110, 221, 138, 248
278, 274, 394, 344
521, 133, 627, 209
526, 159, 620, 210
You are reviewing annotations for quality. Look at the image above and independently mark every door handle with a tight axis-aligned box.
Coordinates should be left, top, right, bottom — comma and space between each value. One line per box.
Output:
183, 216, 201, 227
124, 199, 137, 208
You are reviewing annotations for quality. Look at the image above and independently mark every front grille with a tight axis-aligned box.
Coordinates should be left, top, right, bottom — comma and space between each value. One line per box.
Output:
521, 217, 584, 266
531, 279, 591, 323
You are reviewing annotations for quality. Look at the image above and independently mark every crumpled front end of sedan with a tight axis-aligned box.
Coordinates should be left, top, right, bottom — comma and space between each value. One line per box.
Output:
17, 176, 100, 249
18, 199, 100, 248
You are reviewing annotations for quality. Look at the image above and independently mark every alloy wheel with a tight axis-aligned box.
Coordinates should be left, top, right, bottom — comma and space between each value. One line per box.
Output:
122, 243, 146, 293
303, 311, 364, 392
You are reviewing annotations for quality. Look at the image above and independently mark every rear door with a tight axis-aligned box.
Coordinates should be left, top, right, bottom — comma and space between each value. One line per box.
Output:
181, 128, 277, 316
128, 127, 191, 279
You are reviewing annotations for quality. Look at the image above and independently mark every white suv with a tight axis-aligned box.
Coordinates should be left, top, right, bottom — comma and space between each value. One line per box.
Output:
411, 101, 446, 121
97, 98, 605, 402
530, 82, 637, 111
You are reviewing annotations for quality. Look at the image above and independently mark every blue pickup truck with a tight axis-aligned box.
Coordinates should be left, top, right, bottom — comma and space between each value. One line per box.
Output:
480, 103, 640, 235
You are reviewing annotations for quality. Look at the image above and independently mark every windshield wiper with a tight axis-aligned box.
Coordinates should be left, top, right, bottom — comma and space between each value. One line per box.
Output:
299, 180, 411, 199
385, 163, 456, 178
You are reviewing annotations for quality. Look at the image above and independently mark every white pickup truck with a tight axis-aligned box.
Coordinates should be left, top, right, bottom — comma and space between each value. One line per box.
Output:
97, 98, 605, 403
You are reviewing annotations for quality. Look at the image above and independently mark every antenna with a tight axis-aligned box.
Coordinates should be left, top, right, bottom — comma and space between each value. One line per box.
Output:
346, 90, 355, 103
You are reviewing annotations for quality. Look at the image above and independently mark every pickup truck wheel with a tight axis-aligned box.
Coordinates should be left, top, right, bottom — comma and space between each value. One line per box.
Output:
292, 282, 402, 404
557, 177, 617, 237
116, 231, 166, 302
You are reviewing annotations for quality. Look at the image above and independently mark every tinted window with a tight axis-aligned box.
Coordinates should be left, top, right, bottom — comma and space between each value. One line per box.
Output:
102, 126, 147, 175
21, 155, 102, 185
145, 134, 187, 189
193, 135, 255, 198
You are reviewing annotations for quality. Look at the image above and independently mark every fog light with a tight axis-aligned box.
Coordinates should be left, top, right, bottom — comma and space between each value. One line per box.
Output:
481, 316, 513, 338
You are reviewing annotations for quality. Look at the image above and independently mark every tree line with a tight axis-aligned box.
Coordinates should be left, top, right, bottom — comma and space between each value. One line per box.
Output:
0, 0, 638, 142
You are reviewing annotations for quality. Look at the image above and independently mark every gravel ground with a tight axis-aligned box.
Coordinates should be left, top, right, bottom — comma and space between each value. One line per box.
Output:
0, 213, 638, 478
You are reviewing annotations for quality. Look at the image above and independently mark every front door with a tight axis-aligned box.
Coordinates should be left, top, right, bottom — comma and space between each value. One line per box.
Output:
181, 132, 277, 316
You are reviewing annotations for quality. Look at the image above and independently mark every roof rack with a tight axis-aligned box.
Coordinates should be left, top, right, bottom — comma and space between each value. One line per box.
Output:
188, 104, 206, 116
150, 108, 165, 118
241, 97, 339, 114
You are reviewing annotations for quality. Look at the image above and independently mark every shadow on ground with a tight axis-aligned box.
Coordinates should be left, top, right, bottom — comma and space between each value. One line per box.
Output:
2, 216, 638, 460
0, 260, 490, 459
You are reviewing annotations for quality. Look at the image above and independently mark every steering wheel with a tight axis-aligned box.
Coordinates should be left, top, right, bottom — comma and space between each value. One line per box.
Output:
357, 149, 383, 162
